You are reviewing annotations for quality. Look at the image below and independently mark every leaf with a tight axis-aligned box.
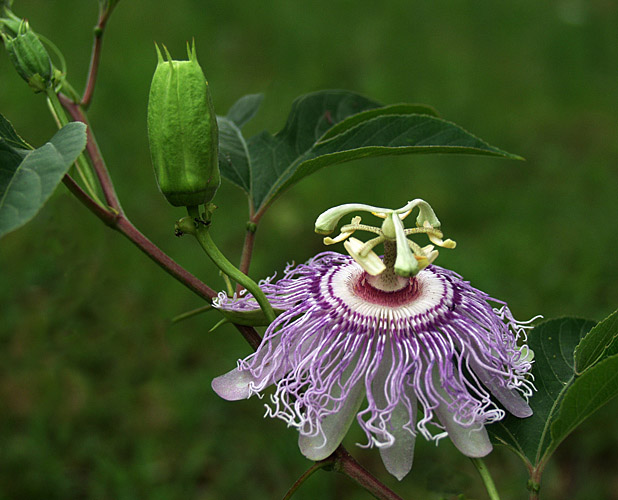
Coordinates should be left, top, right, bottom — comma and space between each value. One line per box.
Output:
574, 309, 618, 374
217, 116, 251, 193
218, 89, 522, 217
489, 317, 596, 466
549, 353, 618, 458
271, 114, 522, 207
0, 120, 87, 239
0, 114, 32, 150
246, 90, 381, 214
319, 103, 439, 142
225, 93, 264, 128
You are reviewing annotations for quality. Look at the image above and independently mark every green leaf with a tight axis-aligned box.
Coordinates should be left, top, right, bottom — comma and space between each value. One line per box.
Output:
574, 309, 618, 374
489, 317, 596, 466
218, 90, 521, 217
549, 353, 618, 458
246, 90, 381, 214
272, 114, 522, 207
319, 103, 439, 142
227, 89, 521, 217
0, 113, 32, 150
0, 119, 87, 239
225, 93, 264, 128
217, 116, 251, 194
489, 311, 618, 472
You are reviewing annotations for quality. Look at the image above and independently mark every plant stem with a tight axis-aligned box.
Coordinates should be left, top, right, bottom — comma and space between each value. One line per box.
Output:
470, 458, 501, 500
47, 90, 104, 206
62, 174, 216, 300
59, 93, 123, 213
333, 446, 404, 500
236, 219, 258, 292
527, 467, 542, 500
81, 2, 115, 108
282, 459, 335, 500
187, 206, 276, 324
171, 305, 213, 324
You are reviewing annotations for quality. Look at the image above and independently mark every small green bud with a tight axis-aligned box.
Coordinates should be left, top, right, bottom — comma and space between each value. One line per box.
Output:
2, 20, 53, 92
147, 41, 220, 207
174, 216, 198, 236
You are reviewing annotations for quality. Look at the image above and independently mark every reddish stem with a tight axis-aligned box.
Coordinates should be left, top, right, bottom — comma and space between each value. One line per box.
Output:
236, 220, 258, 292
59, 93, 122, 213
63, 173, 263, 348
62, 174, 216, 300
333, 446, 404, 500
81, 6, 112, 108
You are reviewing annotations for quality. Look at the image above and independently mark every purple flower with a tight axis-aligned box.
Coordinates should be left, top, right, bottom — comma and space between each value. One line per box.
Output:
211, 252, 535, 480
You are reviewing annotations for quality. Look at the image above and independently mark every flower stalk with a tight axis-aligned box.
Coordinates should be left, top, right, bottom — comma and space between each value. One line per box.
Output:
185, 205, 276, 324
470, 458, 502, 500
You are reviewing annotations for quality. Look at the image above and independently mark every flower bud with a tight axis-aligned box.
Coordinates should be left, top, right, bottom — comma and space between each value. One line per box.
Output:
1, 20, 53, 92
147, 42, 220, 207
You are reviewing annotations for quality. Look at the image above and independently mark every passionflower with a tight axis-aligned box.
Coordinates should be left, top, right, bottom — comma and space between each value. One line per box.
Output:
212, 200, 535, 480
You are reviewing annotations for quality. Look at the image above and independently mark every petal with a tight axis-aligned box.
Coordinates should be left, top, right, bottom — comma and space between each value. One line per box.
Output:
434, 404, 492, 457
379, 396, 417, 481
298, 381, 365, 461
211, 368, 259, 401
485, 383, 532, 418
470, 361, 533, 418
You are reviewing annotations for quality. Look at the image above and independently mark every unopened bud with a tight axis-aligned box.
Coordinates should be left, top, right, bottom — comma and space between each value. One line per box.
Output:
1, 20, 53, 92
147, 41, 220, 207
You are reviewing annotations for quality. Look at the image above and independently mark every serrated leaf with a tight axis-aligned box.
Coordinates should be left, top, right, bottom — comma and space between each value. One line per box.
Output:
271, 114, 522, 206
0, 120, 87, 239
319, 103, 439, 142
489, 317, 596, 466
217, 116, 251, 193
226, 93, 264, 128
245, 90, 381, 214
549, 353, 618, 458
237, 90, 521, 217
574, 309, 618, 374
219, 90, 522, 218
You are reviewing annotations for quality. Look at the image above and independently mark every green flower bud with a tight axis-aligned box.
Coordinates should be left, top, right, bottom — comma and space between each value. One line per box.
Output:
147, 41, 220, 207
2, 20, 53, 92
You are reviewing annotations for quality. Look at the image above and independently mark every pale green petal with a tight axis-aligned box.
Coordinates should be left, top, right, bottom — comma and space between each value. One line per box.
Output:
211, 368, 256, 401
379, 397, 417, 480
434, 404, 493, 457
298, 382, 366, 461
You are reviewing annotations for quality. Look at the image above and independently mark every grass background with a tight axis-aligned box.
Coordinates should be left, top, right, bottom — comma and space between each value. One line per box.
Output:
1, 0, 617, 498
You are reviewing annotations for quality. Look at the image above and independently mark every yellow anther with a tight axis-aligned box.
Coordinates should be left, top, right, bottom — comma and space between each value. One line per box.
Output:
323, 231, 354, 245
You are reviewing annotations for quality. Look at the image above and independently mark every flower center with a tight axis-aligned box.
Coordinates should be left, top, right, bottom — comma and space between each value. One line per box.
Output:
322, 259, 455, 333
354, 274, 420, 307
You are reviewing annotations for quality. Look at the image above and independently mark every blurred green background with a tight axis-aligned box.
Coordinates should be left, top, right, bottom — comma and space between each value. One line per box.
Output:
1, 0, 617, 498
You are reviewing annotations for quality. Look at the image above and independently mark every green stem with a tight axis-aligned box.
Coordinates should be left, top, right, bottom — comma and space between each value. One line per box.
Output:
171, 304, 213, 324
470, 458, 501, 500
187, 206, 276, 325
527, 467, 542, 500
46, 90, 104, 206
282, 459, 334, 500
